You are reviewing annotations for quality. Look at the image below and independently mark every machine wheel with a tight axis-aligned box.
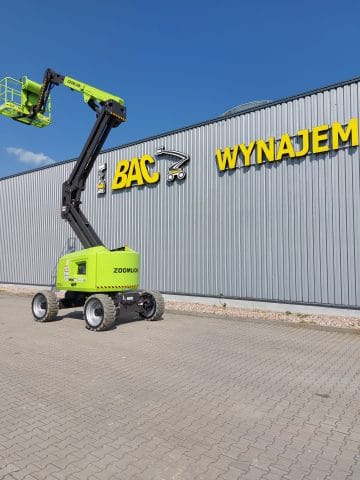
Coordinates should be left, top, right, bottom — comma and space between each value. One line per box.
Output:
177, 170, 186, 180
31, 290, 59, 322
139, 290, 164, 321
84, 294, 116, 331
167, 173, 175, 182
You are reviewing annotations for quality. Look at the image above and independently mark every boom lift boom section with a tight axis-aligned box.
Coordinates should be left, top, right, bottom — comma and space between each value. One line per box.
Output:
30, 68, 127, 248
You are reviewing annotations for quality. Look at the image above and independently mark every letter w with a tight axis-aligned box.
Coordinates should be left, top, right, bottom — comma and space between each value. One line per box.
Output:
216, 146, 239, 171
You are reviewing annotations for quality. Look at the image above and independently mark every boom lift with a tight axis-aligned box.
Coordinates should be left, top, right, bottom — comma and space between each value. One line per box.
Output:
0, 68, 164, 331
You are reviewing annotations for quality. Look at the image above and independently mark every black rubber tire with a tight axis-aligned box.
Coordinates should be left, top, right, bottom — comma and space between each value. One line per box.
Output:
178, 170, 186, 180
139, 290, 164, 321
31, 290, 59, 322
84, 294, 116, 331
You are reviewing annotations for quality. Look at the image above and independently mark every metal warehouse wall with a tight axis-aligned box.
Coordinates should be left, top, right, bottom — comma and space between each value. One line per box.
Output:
1, 78, 360, 307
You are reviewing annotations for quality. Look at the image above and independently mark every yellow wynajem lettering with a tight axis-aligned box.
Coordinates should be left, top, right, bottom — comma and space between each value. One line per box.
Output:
215, 118, 359, 171
140, 155, 160, 184
332, 118, 359, 149
112, 160, 129, 190
239, 141, 255, 166
256, 138, 275, 164
312, 124, 329, 153
126, 158, 144, 188
215, 146, 239, 171
296, 129, 310, 157
276, 134, 295, 161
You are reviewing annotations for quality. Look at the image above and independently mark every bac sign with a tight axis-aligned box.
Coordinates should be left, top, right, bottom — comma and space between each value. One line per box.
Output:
111, 149, 190, 190
112, 154, 160, 190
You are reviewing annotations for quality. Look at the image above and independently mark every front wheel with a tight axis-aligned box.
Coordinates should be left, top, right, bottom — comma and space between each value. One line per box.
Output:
31, 290, 59, 322
139, 290, 164, 321
84, 294, 116, 331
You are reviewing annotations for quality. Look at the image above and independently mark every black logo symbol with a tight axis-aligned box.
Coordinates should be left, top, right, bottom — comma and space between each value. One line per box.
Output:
156, 147, 190, 182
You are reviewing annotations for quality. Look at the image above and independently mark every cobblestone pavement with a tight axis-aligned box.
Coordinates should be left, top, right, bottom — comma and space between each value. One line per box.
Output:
0, 293, 360, 480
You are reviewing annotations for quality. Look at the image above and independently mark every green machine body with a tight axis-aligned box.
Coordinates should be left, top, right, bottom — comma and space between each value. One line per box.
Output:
56, 246, 140, 293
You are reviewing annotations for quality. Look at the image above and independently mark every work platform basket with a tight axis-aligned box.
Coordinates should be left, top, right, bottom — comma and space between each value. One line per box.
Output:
0, 76, 51, 127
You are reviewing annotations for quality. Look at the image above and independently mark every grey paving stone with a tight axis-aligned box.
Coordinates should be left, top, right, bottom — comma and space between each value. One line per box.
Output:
1, 293, 360, 480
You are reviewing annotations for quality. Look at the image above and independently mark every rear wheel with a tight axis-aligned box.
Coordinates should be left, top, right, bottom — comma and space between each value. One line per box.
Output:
84, 294, 116, 331
31, 290, 59, 322
139, 290, 164, 321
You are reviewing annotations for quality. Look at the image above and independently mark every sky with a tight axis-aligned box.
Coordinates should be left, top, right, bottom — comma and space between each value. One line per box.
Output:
0, 0, 360, 178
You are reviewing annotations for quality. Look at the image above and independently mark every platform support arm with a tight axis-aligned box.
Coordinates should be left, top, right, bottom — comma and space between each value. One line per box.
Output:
33, 69, 65, 117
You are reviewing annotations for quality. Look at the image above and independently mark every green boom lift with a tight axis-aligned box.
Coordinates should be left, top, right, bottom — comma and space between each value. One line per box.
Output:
0, 69, 164, 331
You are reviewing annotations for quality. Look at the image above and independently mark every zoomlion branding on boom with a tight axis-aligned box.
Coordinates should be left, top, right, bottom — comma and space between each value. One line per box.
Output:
66, 79, 82, 89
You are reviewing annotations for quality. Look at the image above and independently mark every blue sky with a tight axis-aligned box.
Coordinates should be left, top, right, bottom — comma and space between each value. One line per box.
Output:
1, 0, 360, 178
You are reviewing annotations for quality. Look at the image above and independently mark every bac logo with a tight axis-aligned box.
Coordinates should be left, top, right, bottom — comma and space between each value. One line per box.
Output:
111, 148, 190, 191
112, 154, 159, 190
156, 147, 190, 182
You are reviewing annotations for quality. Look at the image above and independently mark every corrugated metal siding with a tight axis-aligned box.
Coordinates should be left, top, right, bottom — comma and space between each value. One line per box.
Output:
1, 80, 360, 307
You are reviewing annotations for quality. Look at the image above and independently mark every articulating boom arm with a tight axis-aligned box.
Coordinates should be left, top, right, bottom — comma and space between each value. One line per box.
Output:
33, 68, 125, 116
61, 100, 125, 248
25, 68, 126, 248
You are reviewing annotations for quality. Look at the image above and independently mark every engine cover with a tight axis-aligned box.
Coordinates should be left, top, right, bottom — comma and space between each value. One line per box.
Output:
56, 245, 140, 293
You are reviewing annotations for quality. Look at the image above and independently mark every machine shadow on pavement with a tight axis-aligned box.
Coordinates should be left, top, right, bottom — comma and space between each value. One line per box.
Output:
55, 304, 148, 330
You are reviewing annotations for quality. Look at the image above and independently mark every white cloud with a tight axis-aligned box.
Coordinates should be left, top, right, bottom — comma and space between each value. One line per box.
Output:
6, 147, 55, 166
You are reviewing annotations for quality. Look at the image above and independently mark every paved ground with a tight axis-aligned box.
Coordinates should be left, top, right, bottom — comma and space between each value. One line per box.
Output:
0, 293, 360, 480
163, 294, 360, 319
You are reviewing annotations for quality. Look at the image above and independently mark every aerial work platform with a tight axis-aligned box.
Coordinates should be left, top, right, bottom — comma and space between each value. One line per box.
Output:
0, 76, 51, 127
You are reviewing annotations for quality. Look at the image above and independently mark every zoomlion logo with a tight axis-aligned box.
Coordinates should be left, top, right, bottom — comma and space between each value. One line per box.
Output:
110, 147, 190, 191
113, 267, 138, 273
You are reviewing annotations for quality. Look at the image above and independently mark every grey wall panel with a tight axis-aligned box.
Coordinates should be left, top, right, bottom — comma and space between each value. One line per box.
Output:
0, 162, 79, 286
1, 79, 360, 307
